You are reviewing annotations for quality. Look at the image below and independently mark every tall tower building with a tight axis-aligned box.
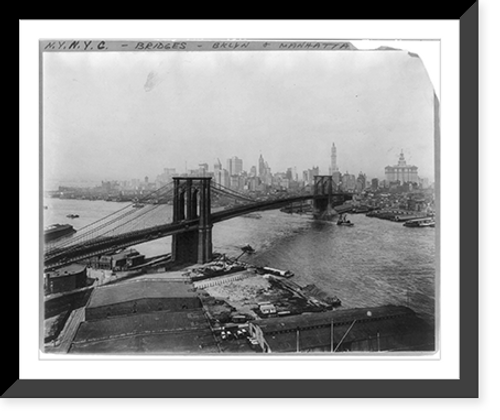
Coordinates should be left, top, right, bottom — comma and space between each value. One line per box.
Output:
385, 150, 419, 184
330, 142, 339, 174
258, 154, 266, 178
227, 156, 243, 177
214, 159, 223, 185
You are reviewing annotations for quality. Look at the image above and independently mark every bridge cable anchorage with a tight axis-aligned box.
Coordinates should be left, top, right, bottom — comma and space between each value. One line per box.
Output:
45, 182, 175, 256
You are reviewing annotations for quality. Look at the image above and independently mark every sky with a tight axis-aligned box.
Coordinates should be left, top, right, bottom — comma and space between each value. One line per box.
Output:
42, 40, 438, 187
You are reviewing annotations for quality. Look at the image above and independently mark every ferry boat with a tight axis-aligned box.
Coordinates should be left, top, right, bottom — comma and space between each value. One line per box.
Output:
44, 224, 76, 242
403, 217, 435, 228
337, 214, 354, 226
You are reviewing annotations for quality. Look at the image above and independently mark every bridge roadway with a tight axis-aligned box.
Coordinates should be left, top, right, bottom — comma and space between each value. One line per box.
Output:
44, 193, 351, 270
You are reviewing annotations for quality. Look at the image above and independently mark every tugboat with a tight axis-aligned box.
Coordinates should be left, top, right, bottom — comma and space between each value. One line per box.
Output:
241, 244, 255, 254
337, 214, 354, 226
403, 217, 435, 228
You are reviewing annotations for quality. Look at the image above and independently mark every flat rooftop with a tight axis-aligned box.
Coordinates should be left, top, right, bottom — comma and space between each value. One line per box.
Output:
254, 305, 426, 334
87, 280, 198, 309
48, 264, 86, 277
69, 330, 219, 354
73, 309, 211, 344
253, 306, 434, 352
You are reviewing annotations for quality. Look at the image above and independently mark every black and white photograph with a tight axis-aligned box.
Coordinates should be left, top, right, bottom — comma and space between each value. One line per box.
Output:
41, 38, 439, 355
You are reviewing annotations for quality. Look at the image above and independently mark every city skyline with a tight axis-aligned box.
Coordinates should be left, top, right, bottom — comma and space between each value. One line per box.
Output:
43, 44, 437, 189
44, 142, 431, 188
45, 147, 429, 191
46, 146, 432, 198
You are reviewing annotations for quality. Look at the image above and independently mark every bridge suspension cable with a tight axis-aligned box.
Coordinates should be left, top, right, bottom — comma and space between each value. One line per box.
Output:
210, 182, 257, 203
45, 181, 175, 255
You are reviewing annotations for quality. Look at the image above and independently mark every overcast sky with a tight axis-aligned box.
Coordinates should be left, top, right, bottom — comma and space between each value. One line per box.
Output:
42, 40, 438, 187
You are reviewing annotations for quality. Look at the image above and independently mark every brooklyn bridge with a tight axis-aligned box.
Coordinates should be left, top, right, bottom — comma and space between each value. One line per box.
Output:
44, 175, 352, 271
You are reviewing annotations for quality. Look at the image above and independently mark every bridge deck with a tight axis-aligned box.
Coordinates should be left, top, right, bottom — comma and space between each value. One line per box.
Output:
44, 193, 351, 270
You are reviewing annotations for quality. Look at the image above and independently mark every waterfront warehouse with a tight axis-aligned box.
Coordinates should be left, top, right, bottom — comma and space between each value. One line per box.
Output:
248, 305, 434, 353
70, 308, 218, 354
84, 279, 201, 321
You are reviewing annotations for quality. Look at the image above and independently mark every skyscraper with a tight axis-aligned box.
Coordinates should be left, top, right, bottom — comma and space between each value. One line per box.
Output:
330, 142, 339, 174
356, 172, 366, 192
227, 156, 243, 177
214, 159, 223, 185
341, 172, 356, 191
198, 163, 209, 176
258, 154, 266, 178
222, 169, 230, 188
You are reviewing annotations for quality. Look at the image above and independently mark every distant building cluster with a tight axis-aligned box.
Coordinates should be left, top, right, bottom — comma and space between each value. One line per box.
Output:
50, 144, 433, 201
153, 153, 320, 195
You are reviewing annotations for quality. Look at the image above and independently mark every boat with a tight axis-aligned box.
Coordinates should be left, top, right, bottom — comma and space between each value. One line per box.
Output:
44, 224, 76, 242
66, 213, 79, 218
337, 214, 354, 226
259, 266, 294, 278
403, 218, 435, 228
241, 244, 255, 254
191, 264, 246, 282
241, 213, 262, 219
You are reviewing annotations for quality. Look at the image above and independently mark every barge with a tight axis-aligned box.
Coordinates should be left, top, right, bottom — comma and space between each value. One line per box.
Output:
257, 266, 294, 278
44, 224, 76, 242
403, 217, 435, 228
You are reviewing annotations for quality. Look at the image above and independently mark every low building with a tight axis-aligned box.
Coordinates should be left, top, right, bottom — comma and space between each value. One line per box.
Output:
97, 255, 113, 270
259, 304, 277, 315
44, 264, 88, 295
407, 198, 428, 212
85, 280, 201, 321
111, 249, 145, 270
70, 308, 218, 354
248, 306, 434, 353
96, 249, 145, 270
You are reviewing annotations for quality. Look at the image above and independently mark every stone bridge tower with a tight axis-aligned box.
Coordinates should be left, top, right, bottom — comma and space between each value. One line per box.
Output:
313, 175, 335, 219
171, 177, 212, 264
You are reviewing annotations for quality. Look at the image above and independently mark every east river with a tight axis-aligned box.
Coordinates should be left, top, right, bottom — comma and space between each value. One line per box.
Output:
44, 197, 436, 328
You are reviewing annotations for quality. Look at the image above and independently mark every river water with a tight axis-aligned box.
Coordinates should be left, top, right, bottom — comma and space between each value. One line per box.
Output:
43, 197, 436, 327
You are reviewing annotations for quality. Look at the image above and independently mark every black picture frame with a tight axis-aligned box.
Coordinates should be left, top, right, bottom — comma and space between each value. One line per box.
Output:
9, 8, 479, 399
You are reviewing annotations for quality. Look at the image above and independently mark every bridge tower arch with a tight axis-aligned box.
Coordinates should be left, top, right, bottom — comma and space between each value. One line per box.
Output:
313, 175, 335, 218
172, 177, 213, 264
